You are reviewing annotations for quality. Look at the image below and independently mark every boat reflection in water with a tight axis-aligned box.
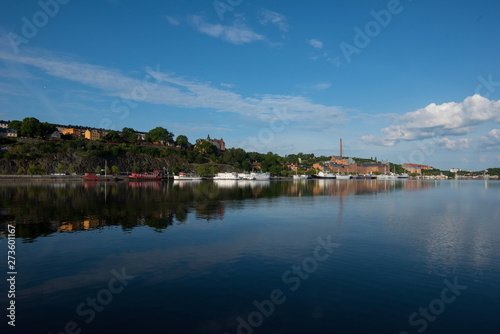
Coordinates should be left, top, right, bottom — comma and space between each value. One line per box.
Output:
0, 179, 430, 242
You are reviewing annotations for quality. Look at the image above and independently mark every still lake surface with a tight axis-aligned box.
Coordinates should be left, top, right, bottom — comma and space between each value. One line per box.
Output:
1, 179, 499, 333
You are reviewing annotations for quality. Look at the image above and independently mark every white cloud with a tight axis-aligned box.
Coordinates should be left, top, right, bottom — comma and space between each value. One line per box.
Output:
187, 15, 264, 45
308, 39, 323, 50
363, 95, 500, 146
259, 9, 290, 33
436, 137, 471, 150
478, 128, 500, 150
360, 135, 396, 147
165, 16, 181, 26
220, 82, 234, 88
0, 49, 347, 128
311, 82, 331, 91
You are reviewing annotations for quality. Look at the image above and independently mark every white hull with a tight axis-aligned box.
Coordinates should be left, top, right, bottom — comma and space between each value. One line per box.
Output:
377, 174, 398, 180
317, 171, 336, 179
250, 172, 271, 180
336, 174, 351, 180
174, 173, 202, 180
293, 174, 310, 180
238, 173, 256, 180
214, 172, 240, 180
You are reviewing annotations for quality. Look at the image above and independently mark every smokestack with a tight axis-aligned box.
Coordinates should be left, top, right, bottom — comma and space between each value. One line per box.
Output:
340, 138, 342, 157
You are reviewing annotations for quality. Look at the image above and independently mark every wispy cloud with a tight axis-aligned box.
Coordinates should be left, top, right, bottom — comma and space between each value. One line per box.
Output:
259, 9, 290, 33
220, 82, 235, 88
308, 39, 323, 50
478, 128, 500, 150
311, 82, 331, 91
187, 15, 264, 45
0, 48, 348, 128
436, 137, 471, 150
165, 15, 181, 26
362, 95, 500, 146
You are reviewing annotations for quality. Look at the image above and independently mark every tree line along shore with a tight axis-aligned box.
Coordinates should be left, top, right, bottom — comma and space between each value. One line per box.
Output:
1, 117, 498, 178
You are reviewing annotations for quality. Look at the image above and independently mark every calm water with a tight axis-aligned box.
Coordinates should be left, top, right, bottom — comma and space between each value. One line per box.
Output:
1, 179, 499, 334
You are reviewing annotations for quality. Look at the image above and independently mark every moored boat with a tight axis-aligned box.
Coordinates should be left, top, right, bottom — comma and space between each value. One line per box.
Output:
293, 174, 310, 180
238, 173, 256, 180
336, 174, 351, 180
316, 171, 336, 179
250, 172, 271, 180
82, 173, 118, 181
174, 173, 202, 180
214, 172, 240, 180
129, 171, 166, 181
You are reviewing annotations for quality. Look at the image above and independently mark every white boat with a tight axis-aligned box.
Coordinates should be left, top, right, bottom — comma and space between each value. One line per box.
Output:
174, 173, 202, 180
293, 174, 310, 180
336, 174, 351, 180
238, 173, 256, 180
398, 173, 409, 179
317, 171, 336, 179
250, 172, 271, 180
214, 172, 240, 180
377, 173, 398, 180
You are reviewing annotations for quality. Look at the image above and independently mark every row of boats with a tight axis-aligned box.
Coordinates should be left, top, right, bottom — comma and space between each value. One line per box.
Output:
83, 170, 408, 181
83, 171, 271, 181
293, 171, 409, 180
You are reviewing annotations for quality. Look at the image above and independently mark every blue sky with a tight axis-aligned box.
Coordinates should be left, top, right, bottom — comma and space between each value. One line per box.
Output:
1, 0, 499, 170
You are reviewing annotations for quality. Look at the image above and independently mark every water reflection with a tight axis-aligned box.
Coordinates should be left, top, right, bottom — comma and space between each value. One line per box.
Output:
0, 180, 430, 242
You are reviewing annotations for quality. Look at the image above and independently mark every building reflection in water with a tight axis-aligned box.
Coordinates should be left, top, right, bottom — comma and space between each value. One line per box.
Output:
0, 180, 430, 242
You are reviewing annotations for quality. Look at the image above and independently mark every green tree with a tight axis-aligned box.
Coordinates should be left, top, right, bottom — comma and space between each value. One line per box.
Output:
95, 165, 102, 174
146, 127, 174, 144
36, 122, 55, 139
195, 141, 216, 155
197, 165, 207, 177
209, 166, 218, 176
21, 117, 41, 137
269, 165, 283, 175
111, 165, 119, 175
121, 127, 138, 143
175, 135, 189, 148
105, 165, 110, 175
55, 163, 65, 174
104, 130, 121, 142
68, 164, 76, 174
26, 165, 47, 175
8, 120, 23, 132
17, 168, 24, 175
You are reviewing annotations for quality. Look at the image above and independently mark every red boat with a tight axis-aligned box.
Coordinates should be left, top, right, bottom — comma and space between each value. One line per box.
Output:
82, 173, 99, 181
129, 171, 166, 181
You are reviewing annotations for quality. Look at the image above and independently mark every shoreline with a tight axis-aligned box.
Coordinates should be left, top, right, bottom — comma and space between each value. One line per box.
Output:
0, 175, 496, 183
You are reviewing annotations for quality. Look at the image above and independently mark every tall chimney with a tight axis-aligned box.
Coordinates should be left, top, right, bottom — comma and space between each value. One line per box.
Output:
340, 138, 342, 158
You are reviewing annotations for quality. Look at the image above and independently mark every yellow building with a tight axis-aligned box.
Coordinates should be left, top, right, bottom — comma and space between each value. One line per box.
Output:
85, 129, 101, 140
61, 128, 84, 138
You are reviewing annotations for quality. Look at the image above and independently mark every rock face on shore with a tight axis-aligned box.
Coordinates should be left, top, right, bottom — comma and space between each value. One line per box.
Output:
0, 139, 238, 175
0, 151, 182, 175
